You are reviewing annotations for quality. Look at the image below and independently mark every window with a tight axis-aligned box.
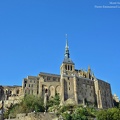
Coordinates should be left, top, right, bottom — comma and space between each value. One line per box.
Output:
65, 65, 67, 70
24, 80, 27, 84
53, 77, 56, 81
69, 87, 70, 90
16, 90, 19, 94
68, 65, 69, 70
47, 77, 50, 80
9, 91, 12, 94
45, 89, 48, 93
71, 65, 72, 71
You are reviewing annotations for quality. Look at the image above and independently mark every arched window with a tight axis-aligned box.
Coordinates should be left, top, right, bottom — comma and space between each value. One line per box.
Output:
45, 89, 48, 93
9, 91, 12, 94
16, 90, 19, 94
65, 65, 67, 70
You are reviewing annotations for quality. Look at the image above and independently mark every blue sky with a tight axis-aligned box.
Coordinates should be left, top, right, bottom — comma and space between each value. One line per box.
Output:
0, 0, 120, 99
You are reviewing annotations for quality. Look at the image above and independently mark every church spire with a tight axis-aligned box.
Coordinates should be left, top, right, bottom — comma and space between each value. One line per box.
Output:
63, 34, 74, 64
65, 34, 70, 59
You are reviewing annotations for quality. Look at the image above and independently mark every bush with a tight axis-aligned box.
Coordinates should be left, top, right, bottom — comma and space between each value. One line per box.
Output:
96, 108, 120, 120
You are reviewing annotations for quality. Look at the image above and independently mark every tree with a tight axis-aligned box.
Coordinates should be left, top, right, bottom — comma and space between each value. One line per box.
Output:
62, 112, 72, 120
96, 108, 120, 120
4, 94, 44, 118
47, 93, 60, 111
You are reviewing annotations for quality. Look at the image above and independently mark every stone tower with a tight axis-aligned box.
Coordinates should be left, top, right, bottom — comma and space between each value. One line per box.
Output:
60, 38, 78, 105
60, 39, 75, 75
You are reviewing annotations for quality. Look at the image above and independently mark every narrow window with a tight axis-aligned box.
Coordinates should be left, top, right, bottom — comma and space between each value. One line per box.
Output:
45, 89, 48, 93
65, 65, 67, 70
9, 91, 12, 94
68, 65, 69, 70
16, 90, 19, 94
24, 80, 27, 84
71, 65, 72, 71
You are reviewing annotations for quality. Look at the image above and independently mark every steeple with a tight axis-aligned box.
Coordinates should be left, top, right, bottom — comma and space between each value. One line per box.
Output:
63, 35, 74, 64
60, 35, 75, 75
65, 36, 70, 59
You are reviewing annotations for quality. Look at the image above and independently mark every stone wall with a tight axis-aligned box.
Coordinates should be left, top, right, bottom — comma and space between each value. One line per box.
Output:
4, 112, 58, 120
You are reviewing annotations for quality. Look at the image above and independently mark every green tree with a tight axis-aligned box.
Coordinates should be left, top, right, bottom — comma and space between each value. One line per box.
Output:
4, 94, 44, 118
71, 107, 88, 120
62, 112, 72, 120
97, 108, 120, 120
47, 93, 60, 107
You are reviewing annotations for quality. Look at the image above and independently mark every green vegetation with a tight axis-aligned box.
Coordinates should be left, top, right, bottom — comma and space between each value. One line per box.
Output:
57, 105, 96, 120
4, 95, 120, 120
47, 93, 60, 108
96, 108, 120, 120
56, 105, 120, 120
4, 94, 45, 118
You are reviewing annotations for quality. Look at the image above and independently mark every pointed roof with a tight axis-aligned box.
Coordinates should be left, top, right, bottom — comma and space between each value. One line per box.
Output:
63, 35, 74, 64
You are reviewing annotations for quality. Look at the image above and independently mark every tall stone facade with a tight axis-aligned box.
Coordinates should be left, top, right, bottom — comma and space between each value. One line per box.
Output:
22, 39, 113, 109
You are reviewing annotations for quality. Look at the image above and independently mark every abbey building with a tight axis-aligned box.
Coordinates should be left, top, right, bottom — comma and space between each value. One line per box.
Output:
22, 39, 113, 108
0, 39, 114, 109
